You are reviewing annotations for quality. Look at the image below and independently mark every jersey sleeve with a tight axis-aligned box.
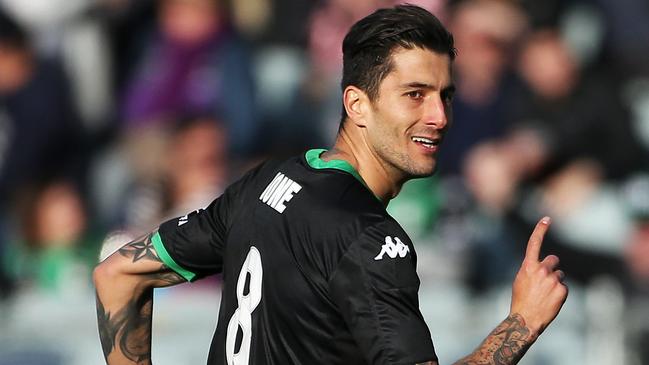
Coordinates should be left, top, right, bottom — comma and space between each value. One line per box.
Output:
328, 220, 437, 365
153, 161, 269, 282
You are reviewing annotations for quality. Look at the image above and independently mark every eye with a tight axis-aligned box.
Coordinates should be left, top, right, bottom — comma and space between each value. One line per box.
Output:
441, 90, 455, 105
406, 90, 424, 99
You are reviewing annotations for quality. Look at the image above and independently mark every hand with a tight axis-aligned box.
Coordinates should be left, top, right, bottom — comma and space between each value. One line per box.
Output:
510, 217, 568, 338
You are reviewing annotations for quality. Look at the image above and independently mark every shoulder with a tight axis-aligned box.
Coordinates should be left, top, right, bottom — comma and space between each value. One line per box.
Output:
329, 215, 421, 291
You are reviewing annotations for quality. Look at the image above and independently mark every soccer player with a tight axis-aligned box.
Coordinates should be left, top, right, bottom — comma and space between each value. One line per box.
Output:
94, 5, 568, 365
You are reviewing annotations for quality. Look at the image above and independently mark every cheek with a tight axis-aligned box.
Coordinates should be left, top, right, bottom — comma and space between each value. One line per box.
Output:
372, 110, 404, 142
379, 99, 417, 130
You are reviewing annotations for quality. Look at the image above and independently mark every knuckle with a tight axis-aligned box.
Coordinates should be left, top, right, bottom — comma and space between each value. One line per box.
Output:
559, 284, 569, 297
547, 254, 560, 263
538, 266, 550, 276
542, 255, 560, 267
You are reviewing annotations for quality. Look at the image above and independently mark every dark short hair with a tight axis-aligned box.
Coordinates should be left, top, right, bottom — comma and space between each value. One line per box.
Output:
340, 4, 455, 123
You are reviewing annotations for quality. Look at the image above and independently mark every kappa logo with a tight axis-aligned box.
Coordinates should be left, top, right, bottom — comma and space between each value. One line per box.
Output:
374, 236, 410, 260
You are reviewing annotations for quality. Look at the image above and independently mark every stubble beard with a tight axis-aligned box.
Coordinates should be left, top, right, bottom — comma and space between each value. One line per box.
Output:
375, 138, 437, 180
368, 107, 438, 180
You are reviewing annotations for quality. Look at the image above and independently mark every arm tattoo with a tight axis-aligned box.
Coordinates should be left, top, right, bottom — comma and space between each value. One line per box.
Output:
154, 269, 185, 285
96, 231, 185, 363
119, 231, 185, 285
96, 290, 153, 364
454, 313, 533, 365
119, 232, 162, 263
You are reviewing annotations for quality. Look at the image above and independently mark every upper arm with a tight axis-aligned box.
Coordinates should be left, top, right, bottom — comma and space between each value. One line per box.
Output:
96, 230, 185, 289
328, 221, 437, 365
153, 186, 234, 281
153, 159, 274, 281
98, 160, 272, 286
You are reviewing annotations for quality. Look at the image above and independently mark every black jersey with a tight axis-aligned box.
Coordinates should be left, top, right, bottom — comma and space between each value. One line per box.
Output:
153, 149, 437, 365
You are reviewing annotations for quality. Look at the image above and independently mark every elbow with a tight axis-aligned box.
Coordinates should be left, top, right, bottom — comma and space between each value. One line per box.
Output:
93, 256, 153, 294
93, 256, 131, 292
93, 260, 115, 291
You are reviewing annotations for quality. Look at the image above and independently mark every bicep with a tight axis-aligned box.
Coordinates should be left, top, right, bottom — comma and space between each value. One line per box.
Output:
100, 231, 185, 288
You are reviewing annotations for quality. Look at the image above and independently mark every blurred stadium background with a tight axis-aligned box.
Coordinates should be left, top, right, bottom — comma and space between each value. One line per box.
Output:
0, 0, 648, 364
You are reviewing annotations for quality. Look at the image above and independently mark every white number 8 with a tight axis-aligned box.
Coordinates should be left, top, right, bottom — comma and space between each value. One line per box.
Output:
226, 246, 263, 365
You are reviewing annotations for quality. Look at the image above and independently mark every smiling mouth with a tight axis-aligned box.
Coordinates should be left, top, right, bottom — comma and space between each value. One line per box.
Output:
411, 136, 441, 149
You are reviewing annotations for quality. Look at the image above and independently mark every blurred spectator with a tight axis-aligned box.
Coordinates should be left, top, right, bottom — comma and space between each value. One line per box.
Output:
286, 0, 384, 147
241, 0, 318, 46
309, 0, 381, 78
234, 0, 324, 157
1, 0, 114, 133
3, 181, 97, 294
0, 9, 85, 206
120, 115, 228, 235
493, 29, 643, 194
0, 9, 88, 301
461, 29, 644, 291
437, 0, 528, 176
464, 29, 644, 221
121, 0, 258, 156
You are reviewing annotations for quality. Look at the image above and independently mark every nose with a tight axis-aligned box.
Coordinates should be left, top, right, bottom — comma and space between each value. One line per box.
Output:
423, 94, 449, 130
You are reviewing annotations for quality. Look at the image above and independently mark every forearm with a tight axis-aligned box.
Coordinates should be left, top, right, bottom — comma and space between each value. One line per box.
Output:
452, 313, 535, 365
94, 231, 185, 364
420, 218, 566, 365
95, 265, 155, 364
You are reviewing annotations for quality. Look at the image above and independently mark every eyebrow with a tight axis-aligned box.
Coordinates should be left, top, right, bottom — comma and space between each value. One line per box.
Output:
400, 82, 456, 94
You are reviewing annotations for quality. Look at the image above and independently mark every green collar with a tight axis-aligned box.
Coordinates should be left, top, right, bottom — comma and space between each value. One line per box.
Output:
305, 149, 381, 203
305, 149, 364, 183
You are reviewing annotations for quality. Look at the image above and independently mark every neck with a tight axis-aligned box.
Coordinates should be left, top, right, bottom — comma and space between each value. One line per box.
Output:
321, 125, 407, 205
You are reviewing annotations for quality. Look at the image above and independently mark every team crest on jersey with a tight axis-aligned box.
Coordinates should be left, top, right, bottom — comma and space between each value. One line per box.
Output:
374, 236, 410, 260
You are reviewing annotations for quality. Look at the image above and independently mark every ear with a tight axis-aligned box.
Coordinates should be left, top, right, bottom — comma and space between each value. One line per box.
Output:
342, 86, 369, 127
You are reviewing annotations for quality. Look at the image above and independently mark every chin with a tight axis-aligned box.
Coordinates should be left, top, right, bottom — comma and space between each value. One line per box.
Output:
405, 163, 437, 179
410, 170, 436, 179
384, 149, 437, 179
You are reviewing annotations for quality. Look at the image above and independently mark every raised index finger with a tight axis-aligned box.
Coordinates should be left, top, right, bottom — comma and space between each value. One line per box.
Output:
525, 216, 551, 262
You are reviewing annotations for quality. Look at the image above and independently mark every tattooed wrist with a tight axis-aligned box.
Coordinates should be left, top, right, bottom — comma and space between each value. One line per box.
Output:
454, 313, 534, 365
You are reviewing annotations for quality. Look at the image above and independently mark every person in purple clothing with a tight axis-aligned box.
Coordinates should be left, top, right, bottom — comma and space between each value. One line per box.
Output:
121, 0, 258, 155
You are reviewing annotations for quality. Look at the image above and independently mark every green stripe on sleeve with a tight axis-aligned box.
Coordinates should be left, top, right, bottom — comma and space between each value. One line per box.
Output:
151, 231, 197, 282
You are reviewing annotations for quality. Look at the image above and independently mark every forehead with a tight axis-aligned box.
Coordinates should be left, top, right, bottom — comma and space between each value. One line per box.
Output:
381, 47, 452, 89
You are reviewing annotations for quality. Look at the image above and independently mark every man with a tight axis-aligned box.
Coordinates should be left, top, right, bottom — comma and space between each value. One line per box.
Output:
94, 5, 567, 364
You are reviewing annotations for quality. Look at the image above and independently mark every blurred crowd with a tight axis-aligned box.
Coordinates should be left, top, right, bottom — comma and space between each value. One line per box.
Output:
1, 0, 649, 363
